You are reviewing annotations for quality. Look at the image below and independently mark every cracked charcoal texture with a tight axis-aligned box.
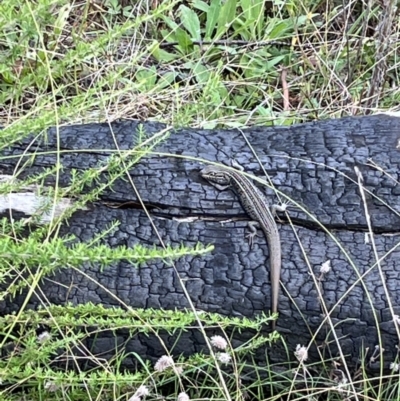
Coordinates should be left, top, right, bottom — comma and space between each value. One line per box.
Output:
1, 114, 400, 370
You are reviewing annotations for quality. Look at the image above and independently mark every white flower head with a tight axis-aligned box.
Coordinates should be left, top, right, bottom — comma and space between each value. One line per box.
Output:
173, 365, 183, 375
38, 331, 51, 343
320, 260, 331, 274
177, 392, 190, 401
135, 385, 149, 397
154, 355, 174, 372
217, 352, 231, 364
44, 381, 60, 392
210, 335, 228, 350
294, 344, 308, 363
390, 362, 399, 372
128, 396, 141, 401
394, 315, 400, 325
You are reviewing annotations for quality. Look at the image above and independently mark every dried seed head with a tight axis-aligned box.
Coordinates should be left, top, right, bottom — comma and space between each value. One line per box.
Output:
294, 344, 308, 363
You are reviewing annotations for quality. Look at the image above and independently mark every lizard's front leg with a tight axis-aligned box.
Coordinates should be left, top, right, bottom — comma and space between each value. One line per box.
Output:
245, 221, 262, 248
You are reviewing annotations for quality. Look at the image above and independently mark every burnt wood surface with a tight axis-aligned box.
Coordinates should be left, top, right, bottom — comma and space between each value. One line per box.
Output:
1, 114, 400, 370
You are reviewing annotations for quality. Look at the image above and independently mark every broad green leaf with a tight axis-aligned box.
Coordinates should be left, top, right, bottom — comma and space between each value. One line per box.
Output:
160, 29, 177, 43
296, 15, 313, 26
216, 0, 237, 37
240, 0, 263, 23
193, 63, 210, 84
136, 67, 158, 91
240, 0, 251, 20
179, 5, 201, 41
149, 41, 178, 62
192, 0, 210, 12
265, 55, 286, 69
175, 28, 193, 52
161, 14, 180, 31
0, 69, 13, 84
54, 3, 72, 36
202, 121, 218, 129
156, 71, 179, 89
256, 105, 273, 117
205, 0, 221, 39
253, 0, 267, 38
268, 19, 293, 39
156, 50, 179, 62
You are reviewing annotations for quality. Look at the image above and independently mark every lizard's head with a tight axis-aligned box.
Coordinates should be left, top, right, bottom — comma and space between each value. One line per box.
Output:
200, 165, 231, 186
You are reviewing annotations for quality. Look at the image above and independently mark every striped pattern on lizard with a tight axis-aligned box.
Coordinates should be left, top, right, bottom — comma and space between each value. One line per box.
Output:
201, 162, 287, 330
